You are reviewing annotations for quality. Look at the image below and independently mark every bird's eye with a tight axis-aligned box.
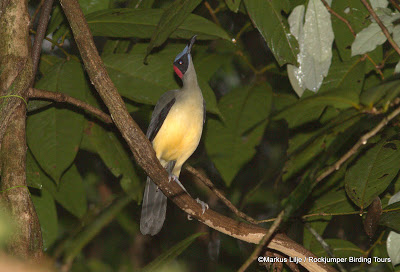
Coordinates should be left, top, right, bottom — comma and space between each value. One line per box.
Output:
179, 60, 183, 65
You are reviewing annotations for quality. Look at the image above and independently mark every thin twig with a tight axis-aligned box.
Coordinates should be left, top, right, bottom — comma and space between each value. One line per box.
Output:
29, 29, 72, 59
238, 211, 285, 272
390, 0, 400, 12
204, 1, 221, 27
28, 88, 112, 123
30, 0, 45, 25
31, 0, 54, 83
315, 104, 400, 185
305, 224, 348, 272
361, 0, 400, 56
185, 166, 258, 225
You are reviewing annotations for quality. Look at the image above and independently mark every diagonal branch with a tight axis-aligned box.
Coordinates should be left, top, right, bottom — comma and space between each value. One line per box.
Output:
58, 0, 336, 271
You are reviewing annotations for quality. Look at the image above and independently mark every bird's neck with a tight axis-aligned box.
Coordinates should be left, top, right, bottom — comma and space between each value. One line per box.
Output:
182, 61, 200, 92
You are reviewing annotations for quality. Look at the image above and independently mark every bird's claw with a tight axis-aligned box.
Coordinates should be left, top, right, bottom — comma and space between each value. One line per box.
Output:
187, 215, 193, 220
168, 174, 179, 183
196, 198, 209, 214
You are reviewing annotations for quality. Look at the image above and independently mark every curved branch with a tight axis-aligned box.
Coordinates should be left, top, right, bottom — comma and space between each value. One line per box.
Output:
28, 88, 112, 124
58, 0, 336, 271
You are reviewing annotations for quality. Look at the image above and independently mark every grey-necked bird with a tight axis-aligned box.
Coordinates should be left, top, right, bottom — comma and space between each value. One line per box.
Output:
140, 35, 205, 235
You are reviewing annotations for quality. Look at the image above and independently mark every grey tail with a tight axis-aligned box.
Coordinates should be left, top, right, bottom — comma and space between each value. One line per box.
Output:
140, 161, 175, 235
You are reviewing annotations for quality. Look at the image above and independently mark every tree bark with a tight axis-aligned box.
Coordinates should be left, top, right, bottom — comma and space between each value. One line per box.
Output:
0, 0, 43, 260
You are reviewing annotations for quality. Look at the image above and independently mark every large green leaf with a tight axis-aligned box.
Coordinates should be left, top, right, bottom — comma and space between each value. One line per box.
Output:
86, 9, 230, 40
103, 43, 220, 115
142, 232, 205, 272
27, 150, 87, 218
345, 134, 400, 209
311, 239, 364, 259
31, 189, 58, 250
146, 0, 202, 58
27, 60, 89, 182
273, 88, 359, 128
360, 79, 400, 108
205, 84, 272, 185
244, 0, 298, 66
380, 201, 400, 232
225, 0, 241, 12
81, 121, 142, 202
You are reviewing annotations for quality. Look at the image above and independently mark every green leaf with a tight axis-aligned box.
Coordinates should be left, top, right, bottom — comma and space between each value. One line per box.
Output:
86, 9, 230, 40
27, 150, 87, 218
146, 0, 202, 58
225, 0, 241, 12
79, 0, 111, 15
380, 202, 400, 232
311, 239, 364, 259
47, 4, 65, 35
103, 43, 220, 115
64, 195, 132, 264
387, 231, 400, 266
360, 79, 400, 108
205, 84, 272, 185
31, 189, 58, 250
319, 56, 365, 95
345, 135, 400, 209
244, 0, 298, 66
142, 232, 205, 272
273, 88, 359, 128
82, 121, 142, 202
351, 22, 391, 56
27, 60, 88, 182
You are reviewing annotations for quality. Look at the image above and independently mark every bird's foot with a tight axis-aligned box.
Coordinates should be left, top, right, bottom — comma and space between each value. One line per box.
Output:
187, 215, 193, 220
168, 174, 179, 183
196, 198, 209, 214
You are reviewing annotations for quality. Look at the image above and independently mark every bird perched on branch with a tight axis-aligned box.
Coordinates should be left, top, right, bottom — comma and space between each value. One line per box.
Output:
140, 35, 206, 236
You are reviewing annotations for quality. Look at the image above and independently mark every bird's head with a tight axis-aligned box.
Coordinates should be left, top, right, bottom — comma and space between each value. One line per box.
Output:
173, 35, 197, 79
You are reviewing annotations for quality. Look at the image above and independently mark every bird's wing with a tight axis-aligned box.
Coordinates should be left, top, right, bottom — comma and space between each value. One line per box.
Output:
203, 99, 206, 124
147, 90, 178, 142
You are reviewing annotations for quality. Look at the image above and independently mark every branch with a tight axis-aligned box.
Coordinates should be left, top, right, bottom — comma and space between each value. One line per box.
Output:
315, 104, 400, 184
28, 88, 112, 124
185, 166, 258, 224
361, 0, 400, 56
238, 211, 285, 272
31, 0, 54, 83
58, 0, 336, 271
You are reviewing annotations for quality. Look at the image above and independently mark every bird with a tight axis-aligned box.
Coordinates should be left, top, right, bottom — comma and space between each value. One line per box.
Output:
140, 35, 206, 236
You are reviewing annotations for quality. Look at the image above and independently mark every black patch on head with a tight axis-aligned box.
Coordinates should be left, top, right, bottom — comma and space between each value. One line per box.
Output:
173, 54, 189, 76
147, 98, 176, 142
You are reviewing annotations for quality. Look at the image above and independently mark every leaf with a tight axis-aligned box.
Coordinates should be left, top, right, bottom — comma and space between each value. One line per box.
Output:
345, 134, 400, 209
145, 0, 202, 58
360, 79, 400, 107
311, 239, 364, 259
86, 9, 230, 40
351, 23, 391, 56
31, 189, 58, 250
244, 0, 298, 66
79, 0, 111, 15
386, 231, 400, 267
142, 232, 205, 272
64, 195, 132, 264
380, 201, 400, 232
103, 43, 220, 115
225, 0, 241, 13
27, 60, 88, 182
205, 84, 272, 185
370, 0, 388, 9
363, 197, 382, 238
273, 88, 358, 128
82, 121, 142, 202
289, 0, 334, 92
27, 150, 87, 218
319, 56, 365, 95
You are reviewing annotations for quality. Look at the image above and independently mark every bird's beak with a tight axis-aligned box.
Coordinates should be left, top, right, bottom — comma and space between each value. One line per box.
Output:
187, 35, 197, 53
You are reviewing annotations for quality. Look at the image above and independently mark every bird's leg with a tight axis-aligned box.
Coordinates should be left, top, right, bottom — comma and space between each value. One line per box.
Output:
196, 198, 209, 214
168, 173, 179, 183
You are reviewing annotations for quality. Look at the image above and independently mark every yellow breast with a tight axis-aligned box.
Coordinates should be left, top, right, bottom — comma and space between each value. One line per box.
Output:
152, 102, 203, 162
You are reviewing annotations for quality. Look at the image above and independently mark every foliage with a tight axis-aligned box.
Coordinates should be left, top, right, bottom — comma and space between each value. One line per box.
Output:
9, 0, 400, 270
